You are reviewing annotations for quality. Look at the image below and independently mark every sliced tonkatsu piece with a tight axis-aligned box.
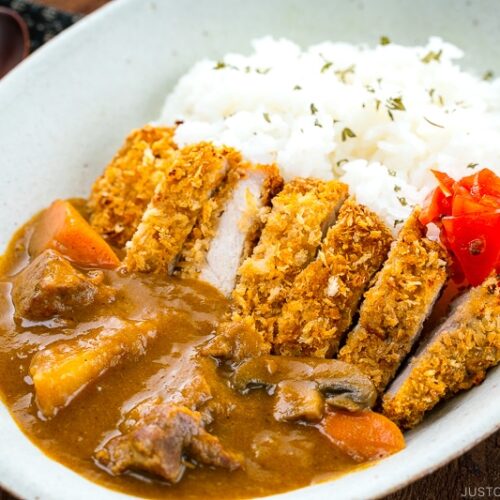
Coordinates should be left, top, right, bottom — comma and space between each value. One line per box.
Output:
275, 198, 393, 357
176, 160, 283, 296
338, 209, 448, 393
89, 126, 177, 247
232, 178, 348, 346
123, 143, 231, 274
383, 274, 500, 429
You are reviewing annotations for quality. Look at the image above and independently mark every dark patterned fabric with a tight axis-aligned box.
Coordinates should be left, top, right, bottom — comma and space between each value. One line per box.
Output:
0, 0, 81, 52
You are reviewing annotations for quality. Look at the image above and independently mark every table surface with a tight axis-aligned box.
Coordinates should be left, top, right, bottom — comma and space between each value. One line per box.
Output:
1, 1, 498, 499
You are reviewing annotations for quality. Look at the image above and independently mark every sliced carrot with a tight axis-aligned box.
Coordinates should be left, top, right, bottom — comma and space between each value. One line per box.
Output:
29, 200, 120, 269
320, 409, 405, 462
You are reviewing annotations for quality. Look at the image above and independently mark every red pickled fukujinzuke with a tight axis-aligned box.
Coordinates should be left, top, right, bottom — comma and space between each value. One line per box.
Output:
419, 168, 500, 286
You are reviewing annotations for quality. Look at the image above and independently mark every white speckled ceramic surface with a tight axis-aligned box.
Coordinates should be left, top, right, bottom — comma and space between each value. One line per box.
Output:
0, 0, 498, 498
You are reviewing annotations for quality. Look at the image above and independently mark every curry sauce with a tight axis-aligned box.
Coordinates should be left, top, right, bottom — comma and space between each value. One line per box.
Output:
0, 217, 361, 499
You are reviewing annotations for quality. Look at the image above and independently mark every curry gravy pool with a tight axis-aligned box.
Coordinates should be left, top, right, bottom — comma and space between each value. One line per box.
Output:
0, 218, 359, 499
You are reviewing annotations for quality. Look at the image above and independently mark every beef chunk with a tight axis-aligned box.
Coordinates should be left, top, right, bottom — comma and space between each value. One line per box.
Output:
96, 404, 242, 482
12, 249, 113, 320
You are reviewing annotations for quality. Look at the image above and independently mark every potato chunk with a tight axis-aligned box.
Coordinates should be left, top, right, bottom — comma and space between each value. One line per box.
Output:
30, 319, 157, 417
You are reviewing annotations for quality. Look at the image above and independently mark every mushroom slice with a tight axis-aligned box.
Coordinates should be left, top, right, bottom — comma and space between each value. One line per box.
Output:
274, 380, 324, 422
232, 356, 376, 422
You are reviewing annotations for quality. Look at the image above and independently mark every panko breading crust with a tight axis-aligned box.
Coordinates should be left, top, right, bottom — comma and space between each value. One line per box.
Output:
89, 126, 177, 247
123, 142, 229, 273
232, 178, 348, 346
275, 197, 393, 358
176, 156, 282, 280
338, 209, 448, 393
382, 274, 500, 429
174, 149, 244, 278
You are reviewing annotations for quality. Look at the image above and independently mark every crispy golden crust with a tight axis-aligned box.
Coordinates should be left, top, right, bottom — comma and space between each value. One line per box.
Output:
382, 275, 500, 429
242, 168, 285, 262
88, 126, 177, 247
175, 150, 244, 279
338, 209, 448, 393
123, 143, 228, 273
176, 156, 282, 280
232, 178, 348, 346
275, 198, 393, 357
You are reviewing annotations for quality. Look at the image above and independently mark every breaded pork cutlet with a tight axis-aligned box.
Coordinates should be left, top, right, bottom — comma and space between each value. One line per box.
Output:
89, 126, 177, 247
176, 159, 283, 296
383, 274, 500, 429
232, 178, 348, 346
338, 209, 448, 393
123, 143, 230, 274
275, 197, 393, 358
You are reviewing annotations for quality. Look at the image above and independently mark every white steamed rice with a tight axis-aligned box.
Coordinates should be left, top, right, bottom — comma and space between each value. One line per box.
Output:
159, 37, 500, 230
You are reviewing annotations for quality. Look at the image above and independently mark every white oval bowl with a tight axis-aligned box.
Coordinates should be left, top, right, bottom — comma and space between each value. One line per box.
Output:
0, 0, 499, 498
